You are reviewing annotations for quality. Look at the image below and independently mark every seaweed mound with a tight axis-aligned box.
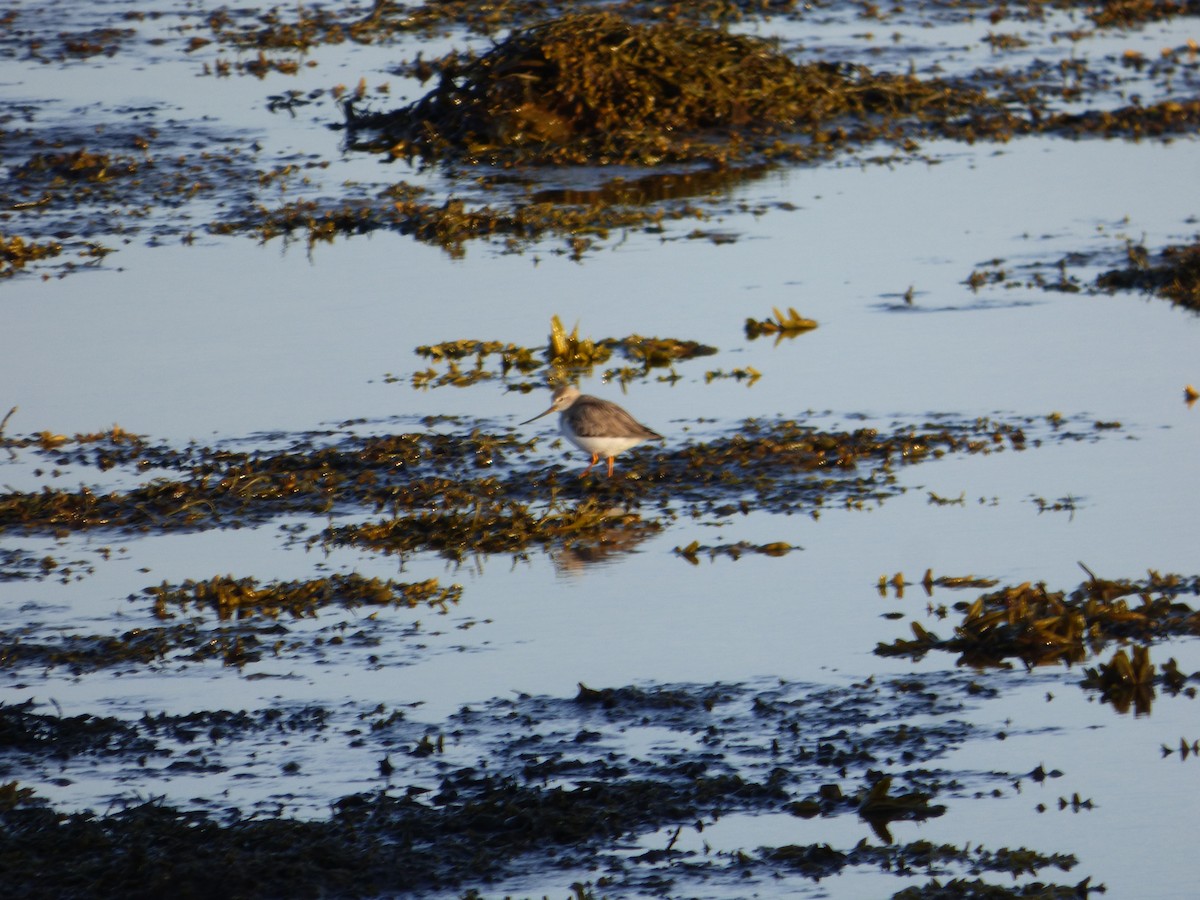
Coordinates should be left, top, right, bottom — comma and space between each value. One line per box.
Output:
346, 12, 974, 166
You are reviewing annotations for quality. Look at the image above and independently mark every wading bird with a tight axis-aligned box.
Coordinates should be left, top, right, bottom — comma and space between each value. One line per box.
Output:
521, 384, 663, 477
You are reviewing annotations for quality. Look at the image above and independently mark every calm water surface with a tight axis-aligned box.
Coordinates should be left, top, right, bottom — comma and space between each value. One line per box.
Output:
2, 3, 1199, 897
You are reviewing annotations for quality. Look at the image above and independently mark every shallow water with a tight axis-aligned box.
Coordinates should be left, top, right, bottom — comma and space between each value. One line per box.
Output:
3, 2, 1200, 898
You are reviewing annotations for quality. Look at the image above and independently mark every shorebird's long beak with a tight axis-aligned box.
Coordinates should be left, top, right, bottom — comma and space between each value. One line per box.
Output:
519, 406, 556, 426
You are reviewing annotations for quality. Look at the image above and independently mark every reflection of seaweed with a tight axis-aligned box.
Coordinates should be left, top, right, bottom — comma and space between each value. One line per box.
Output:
857, 775, 946, 843
673, 539, 795, 564
1081, 645, 1157, 716
744, 306, 818, 340
322, 497, 660, 564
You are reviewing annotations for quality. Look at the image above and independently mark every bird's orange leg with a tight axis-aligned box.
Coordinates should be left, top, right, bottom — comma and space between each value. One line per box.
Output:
606, 456, 616, 477
580, 454, 599, 477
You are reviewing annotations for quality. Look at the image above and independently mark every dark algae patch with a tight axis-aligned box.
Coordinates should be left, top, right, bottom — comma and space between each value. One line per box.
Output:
0, 699, 156, 760
0, 676, 1099, 898
1097, 237, 1200, 310
0, 412, 1052, 541
878, 567, 1200, 715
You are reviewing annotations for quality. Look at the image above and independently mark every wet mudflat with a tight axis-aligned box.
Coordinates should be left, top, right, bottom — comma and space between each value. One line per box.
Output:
2, 1, 1200, 898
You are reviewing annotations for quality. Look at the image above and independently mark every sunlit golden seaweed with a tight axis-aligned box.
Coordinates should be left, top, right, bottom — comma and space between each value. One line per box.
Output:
211, 2, 683, 79
5, 3, 1196, 277
0, 431, 531, 534
744, 307, 818, 340
0, 234, 63, 278
877, 570, 1200, 668
403, 339, 544, 388
144, 574, 462, 621
547, 315, 612, 370
921, 569, 999, 592
1043, 99, 1200, 140
610, 335, 719, 370
398, 321, 718, 388
206, 0, 804, 55
344, 12, 987, 167
879, 569, 999, 597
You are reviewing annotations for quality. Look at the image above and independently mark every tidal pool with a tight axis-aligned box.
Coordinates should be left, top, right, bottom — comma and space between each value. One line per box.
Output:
2, 2, 1199, 898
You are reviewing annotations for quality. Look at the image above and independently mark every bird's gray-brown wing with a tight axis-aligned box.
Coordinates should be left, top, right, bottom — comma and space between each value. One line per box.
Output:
569, 396, 663, 440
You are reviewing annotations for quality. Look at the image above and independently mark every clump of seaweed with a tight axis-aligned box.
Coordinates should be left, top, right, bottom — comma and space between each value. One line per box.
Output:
1086, 0, 1200, 27
0, 411, 1064, 545
704, 366, 761, 385
12, 149, 138, 183
1097, 237, 1200, 310
0, 699, 157, 758
143, 574, 462, 620
0, 621, 296, 671
397, 318, 717, 389
0, 234, 62, 278
1043, 98, 1200, 140
877, 569, 1200, 668
547, 315, 612, 370
744, 306, 818, 340
856, 775, 946, 843
344, 11, 985, 166
610, 334, 718, 370
877, 569, 998, 598
206, 0, 806, 57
